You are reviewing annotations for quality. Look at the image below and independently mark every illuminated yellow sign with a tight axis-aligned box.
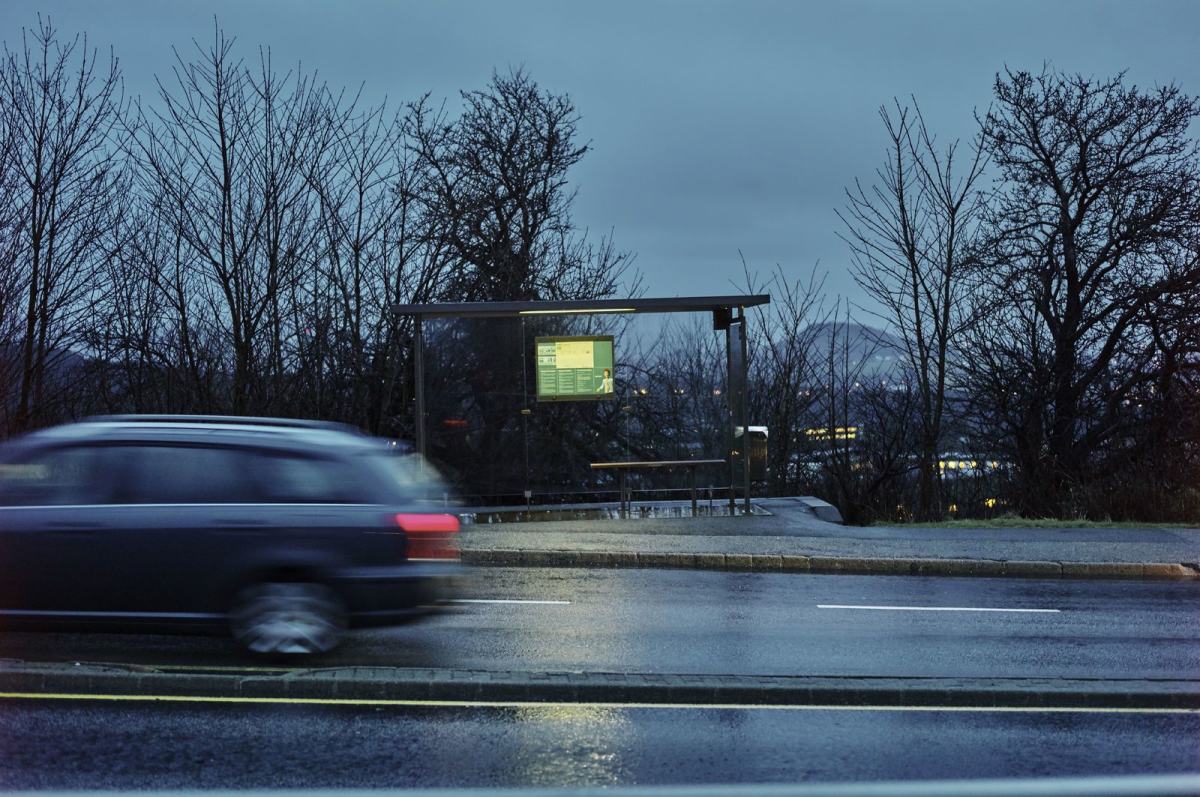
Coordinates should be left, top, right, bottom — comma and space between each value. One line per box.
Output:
535, 336, 615, 402
554, 340, 594, 369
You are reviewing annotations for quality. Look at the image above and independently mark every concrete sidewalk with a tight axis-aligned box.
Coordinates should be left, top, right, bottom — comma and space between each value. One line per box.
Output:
459, 497, 1200, 580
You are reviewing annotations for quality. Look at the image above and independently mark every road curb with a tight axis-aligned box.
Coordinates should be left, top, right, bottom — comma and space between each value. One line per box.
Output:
460, 548, 1200, 580
3, 661, 1200, 709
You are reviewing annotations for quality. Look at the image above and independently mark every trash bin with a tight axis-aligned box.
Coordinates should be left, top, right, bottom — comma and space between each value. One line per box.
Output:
734, 426, 768, 482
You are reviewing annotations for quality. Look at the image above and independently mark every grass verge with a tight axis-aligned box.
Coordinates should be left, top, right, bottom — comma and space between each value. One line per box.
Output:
894, 516, 1196, 529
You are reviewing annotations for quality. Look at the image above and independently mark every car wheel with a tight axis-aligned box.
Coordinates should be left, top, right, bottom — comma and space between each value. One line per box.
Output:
230, 582, 346, 656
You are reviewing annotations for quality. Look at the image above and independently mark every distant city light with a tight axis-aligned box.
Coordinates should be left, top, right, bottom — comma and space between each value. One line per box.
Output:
805, 426, 858, 441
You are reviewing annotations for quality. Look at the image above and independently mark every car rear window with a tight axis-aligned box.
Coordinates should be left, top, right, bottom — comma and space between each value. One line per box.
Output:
247, 450, 370, 503
361, 451, 447, 504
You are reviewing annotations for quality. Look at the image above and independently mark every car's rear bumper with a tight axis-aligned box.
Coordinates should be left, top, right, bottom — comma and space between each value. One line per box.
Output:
333, 561, 465, 627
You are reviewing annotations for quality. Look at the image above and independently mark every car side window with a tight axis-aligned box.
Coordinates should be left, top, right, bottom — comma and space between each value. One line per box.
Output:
248, 451, 366, 503
120, 445, 257, 504
0, 446, 119, 507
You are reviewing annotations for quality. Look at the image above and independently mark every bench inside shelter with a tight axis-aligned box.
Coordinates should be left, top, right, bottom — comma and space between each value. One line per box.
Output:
590, 459, 728, 513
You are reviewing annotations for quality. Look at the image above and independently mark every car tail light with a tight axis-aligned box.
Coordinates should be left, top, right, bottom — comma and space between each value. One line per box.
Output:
394, 513, 460, 561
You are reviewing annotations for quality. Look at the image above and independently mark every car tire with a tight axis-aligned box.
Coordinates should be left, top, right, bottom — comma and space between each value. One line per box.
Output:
230, 582, 346, 656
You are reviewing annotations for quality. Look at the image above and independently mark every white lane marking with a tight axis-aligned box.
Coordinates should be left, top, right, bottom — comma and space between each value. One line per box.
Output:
450, 599, 571, 605
818, 604, 1060, 613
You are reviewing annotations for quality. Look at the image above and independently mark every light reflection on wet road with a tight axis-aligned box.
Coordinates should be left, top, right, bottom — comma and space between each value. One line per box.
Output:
0, 698, 1197, 789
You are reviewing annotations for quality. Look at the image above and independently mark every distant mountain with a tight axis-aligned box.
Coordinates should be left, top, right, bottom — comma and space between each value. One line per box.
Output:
803, 322, 907, 381
0, 345, 91, 377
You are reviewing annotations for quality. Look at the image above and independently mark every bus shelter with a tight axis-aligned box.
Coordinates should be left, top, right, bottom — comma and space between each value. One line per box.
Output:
392, 295, 770, 513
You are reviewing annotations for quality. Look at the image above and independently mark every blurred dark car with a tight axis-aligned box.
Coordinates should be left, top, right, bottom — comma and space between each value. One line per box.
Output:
0, 415, 461, 655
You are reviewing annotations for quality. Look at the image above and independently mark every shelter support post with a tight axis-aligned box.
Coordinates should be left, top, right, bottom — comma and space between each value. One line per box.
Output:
414, 315, 426, 459
726, 307, 751, 515
691, 465, 698, 515
726, 314, 736, 513
740, 307, 750, 516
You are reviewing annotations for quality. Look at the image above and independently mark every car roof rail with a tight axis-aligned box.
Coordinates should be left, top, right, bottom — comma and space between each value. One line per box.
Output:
86, 414, 365, 435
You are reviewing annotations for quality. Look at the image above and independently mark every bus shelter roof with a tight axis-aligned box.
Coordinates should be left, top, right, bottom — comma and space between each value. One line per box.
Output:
392, 294, 770, 318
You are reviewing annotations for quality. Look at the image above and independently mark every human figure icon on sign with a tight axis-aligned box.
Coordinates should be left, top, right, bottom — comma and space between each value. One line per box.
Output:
597, 367, 614, 394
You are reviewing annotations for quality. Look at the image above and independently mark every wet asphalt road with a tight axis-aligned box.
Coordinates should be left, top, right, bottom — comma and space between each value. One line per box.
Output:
2, 698, 1198, 789
4, 568, 1200, 788
1, 567, 1198, 679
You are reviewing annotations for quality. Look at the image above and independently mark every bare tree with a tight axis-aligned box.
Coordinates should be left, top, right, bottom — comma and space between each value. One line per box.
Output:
305, 97, 458, 434
0, 17, 126, 433
403, 68, 635, 490
744, 261, 828, 496
131, 25, 340, 414
839, 100, 986, 520
807, 304, 916, 524
0, 93, 25, 428
405, 68, 630, 304
970, 68, 1200, 517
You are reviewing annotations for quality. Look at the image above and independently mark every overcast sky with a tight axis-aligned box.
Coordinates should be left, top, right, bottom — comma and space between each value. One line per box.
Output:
4, 0, 1199, 312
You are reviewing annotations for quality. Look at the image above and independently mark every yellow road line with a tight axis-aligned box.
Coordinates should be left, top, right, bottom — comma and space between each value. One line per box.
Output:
0, 692, 1195, 714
